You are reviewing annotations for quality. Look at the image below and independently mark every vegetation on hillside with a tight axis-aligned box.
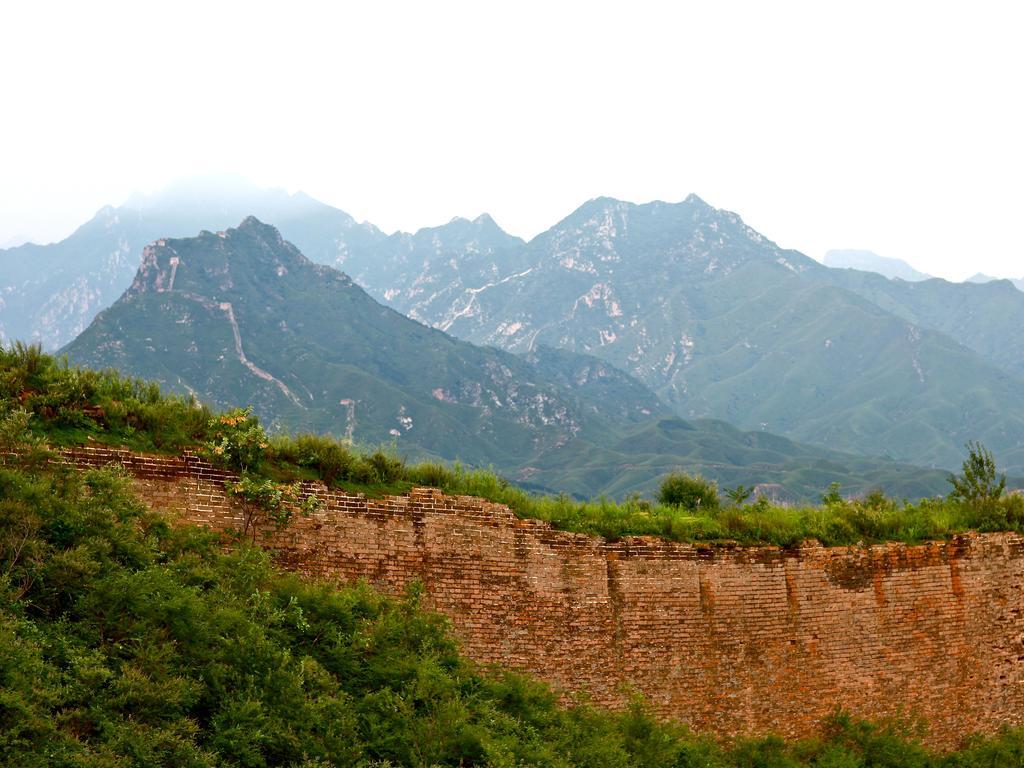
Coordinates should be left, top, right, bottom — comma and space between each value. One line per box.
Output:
57, 216, 963, 503
2, 411, 1024, 766
3, 343, 1024, 549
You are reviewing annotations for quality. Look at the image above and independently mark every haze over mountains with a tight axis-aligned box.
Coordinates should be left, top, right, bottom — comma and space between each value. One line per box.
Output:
4, 179, 1024, 481
823, 250, 932, 282
0, 178, 384, 350
822, 251, 1024, 294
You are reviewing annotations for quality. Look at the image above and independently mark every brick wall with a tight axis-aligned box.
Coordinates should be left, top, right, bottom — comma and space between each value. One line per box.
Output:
63, 446, 1024, 746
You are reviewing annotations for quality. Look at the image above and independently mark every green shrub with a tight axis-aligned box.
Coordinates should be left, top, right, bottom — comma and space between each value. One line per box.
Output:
366, 449, 405, 485
406, 461, 458, 489
2, 426, 1021, 766
226, 472, 321, 540
948, 441, 1006, 505
271, 433, 356, 486
725, 484, 754, 506
658, 472, 720, 512
821, 482, 844, 505
8, 344, 1024, 550
204, 406, 268, 472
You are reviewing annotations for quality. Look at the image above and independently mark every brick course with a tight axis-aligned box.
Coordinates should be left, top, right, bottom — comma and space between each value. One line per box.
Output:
62, 445, 1024, 745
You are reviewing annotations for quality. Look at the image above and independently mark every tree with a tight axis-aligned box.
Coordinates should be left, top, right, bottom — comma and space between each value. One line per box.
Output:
821, 482, 843, 505
226, 474, 322, 541
948, 441, 1005, 504
658, 472, 719, 512
724, 484, 754, 507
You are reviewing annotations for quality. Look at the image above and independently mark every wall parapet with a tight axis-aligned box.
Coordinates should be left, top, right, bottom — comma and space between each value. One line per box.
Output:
59, 445, 1024, 746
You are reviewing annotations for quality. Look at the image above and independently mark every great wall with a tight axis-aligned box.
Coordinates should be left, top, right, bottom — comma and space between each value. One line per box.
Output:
64, 445, 1024, 746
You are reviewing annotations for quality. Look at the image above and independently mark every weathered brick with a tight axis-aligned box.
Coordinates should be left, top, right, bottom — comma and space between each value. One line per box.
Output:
55, 447, 1024, 746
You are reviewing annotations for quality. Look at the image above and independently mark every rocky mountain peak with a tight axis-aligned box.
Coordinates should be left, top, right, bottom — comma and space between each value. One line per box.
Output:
235, 215, 278, 235
127, 217, 317, 299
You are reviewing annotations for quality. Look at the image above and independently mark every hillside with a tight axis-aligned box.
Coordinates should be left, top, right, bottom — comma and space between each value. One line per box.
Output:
10, 344, 1020, 547
61, 219, 954, 501
820, 268, 1024, 380
62, 217, 607, 466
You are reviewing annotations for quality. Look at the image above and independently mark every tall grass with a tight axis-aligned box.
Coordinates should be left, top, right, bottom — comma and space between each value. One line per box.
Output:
5, 343, 1024, 548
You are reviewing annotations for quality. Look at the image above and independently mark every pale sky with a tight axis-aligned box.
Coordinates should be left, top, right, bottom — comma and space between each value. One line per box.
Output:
2, 1, 1022, 280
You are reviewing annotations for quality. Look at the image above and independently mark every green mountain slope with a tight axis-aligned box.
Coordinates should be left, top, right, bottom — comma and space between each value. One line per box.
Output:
62, 218, 952, 500
12, 182, 1024, 476
13, 181, 1024, 476
822, 268, 1024, 379
363, 196, 1024, 473
63, 218, 600, 466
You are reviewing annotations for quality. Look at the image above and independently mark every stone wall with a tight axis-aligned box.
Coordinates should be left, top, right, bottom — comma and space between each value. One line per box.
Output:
64, 446, 1024, 746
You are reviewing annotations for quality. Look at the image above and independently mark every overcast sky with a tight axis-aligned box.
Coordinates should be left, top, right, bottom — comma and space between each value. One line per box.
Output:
2, 1, 1021, 280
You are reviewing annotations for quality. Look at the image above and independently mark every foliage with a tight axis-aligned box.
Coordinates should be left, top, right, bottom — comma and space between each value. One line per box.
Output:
948, 441, 1006, 505
0, 341, 211, 452
226, 472, 323, 541
725, 484, 754, 506
204, 406, 269, 473
658, 471, 720, 511
822, 482, 844, 505
1, 402, 1023, 765
6, 344, 1024, 548
270, 433, 407, 488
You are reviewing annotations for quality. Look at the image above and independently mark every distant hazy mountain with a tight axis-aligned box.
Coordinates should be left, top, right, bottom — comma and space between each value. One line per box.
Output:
0, 234, 32, 249
966, 273, 997, 284
349, 196, 1024, 474
0, 177, 385, 350
823, 249, 932, 281
62, 218, 952, 500
966, 272, 1024, 292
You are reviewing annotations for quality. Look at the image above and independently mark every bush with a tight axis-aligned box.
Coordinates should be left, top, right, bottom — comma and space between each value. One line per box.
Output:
204, 407, 268, 472
271, 433, 356, 486
226, 472, 321, 540
365, 449, 405, 485
3, 429, 1022, 765
658, 472, 720, 512
725, 484, 754, 506
406, 461, 457, 489
948, 441, 1005, 505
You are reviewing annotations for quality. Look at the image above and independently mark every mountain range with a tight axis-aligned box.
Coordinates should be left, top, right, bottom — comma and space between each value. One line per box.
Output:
823, 249, 932, 281
0, 177, 385, 350
61, 217, 955, 501
344, 196, 1024, 473
966, 273, 1024, 292
5, 179, 1024, 477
